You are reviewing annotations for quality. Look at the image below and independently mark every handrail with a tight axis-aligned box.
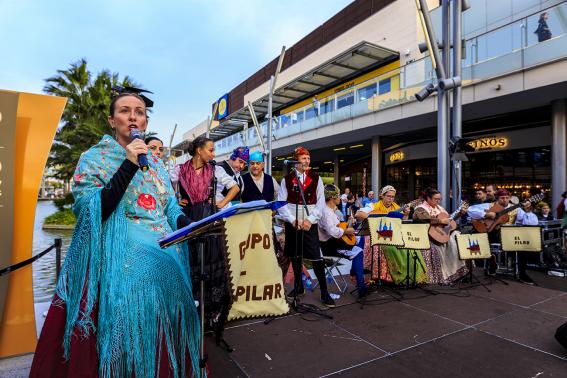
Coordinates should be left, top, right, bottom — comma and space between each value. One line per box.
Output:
0, 238, 62, 278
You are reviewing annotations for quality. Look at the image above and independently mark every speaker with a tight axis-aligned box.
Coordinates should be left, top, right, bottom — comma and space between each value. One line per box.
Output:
555, 321, 567, 349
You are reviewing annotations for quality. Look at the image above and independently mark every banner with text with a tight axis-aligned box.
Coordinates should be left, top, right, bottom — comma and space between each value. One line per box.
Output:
456, 233, 491, 259
368, 217, 404, 247
501, 226, 542, 252
400, 223, 430, 250
224, 209, 289, 320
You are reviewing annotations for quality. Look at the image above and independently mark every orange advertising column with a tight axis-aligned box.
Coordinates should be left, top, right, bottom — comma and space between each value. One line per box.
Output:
0, 90, 66, 357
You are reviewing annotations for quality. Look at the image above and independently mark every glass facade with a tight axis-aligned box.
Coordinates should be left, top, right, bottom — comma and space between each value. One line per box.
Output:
213, 1, 567, 157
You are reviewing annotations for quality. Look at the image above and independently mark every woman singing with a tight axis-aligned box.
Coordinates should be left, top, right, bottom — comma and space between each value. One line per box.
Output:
30, 93, 200, 377
170, 136, 239, 346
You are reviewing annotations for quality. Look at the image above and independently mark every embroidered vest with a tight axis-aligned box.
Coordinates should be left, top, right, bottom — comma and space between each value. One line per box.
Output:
284, 169, 319, 205
241, 172, 275, 203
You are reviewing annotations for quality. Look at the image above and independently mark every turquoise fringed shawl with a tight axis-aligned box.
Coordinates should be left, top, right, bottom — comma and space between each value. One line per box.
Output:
55, 135, 200, 377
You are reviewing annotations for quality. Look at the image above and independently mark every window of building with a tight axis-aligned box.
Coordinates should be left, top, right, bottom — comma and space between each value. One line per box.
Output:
305, 106, 317, 120
337, 91, 354, 109
320, 99, 334, 114
379, 78, 391, 95
357, 83, 377, 101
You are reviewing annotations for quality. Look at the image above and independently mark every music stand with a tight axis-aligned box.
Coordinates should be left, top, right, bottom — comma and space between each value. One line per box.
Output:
399, 220, 430, 291
356, 216, 402, 308
453, 233, 491, 292
159, 200, 287, 378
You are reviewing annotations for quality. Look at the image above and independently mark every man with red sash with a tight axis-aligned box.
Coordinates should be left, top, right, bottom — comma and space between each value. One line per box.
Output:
277, 146, 335, 307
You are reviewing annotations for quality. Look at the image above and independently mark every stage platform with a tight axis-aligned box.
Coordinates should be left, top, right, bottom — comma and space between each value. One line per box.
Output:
207, 270, 567, 377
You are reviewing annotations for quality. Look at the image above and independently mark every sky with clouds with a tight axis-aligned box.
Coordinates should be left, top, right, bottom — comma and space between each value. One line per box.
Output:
0, 0, 352, 144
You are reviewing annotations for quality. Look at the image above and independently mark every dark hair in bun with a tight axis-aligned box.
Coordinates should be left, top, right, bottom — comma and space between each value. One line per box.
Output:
423, 187, 440, 200
188, 136, 213, 156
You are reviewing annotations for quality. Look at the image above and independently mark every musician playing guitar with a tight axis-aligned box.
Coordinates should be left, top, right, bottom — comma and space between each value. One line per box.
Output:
354, 185, 411, 221
318, 184, 368, 298
353, 185, 423, 285
413, 188, 469, 284
467, 188, 539, 284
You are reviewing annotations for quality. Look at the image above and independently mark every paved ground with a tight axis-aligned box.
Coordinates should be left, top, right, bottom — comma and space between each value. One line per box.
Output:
208, 270, 567, 378
1, 270, 566, 377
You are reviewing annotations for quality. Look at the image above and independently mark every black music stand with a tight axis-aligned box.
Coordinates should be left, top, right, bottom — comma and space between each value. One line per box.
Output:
160, 199, 288, 378
356, 216, 402, 308
453, 233, 491, 292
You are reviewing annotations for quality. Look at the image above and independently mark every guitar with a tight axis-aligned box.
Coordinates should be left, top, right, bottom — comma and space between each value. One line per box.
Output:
386, 198, 423, 218
339, 207, 356, 246
472, 192, 545, 233
428, 201, 468, 244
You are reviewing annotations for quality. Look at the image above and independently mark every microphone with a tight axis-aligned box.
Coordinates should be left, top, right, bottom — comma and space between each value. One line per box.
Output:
209, 160, 217, 166
129, 129, 149, 172
283, 159, 299, 165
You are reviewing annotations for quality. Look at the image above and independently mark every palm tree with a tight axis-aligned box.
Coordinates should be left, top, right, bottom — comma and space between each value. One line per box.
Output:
44, 59, 142, 181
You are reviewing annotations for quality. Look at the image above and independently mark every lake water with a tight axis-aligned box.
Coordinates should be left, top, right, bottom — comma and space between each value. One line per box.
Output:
32, 201, 72, 302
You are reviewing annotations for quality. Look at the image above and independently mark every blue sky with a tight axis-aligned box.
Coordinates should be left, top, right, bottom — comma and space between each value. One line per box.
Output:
0, 0, 352, 145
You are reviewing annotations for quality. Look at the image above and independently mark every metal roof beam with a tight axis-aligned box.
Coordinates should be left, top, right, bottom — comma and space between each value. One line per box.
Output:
330, 62, 358, 70
313, 72, 340, 80
297, 79, 324, 87
352, 50, 384, 61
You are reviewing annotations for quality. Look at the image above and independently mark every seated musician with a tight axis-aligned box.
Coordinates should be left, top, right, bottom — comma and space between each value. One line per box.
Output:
413, 188, 468, 284
467, 189, 535, 284
354, 185, 412, 284
318, 184, 368, 298
354, 185, 410, 221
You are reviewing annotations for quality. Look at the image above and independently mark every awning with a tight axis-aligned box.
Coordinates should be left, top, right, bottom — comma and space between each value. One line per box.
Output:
209, 41, 399, 140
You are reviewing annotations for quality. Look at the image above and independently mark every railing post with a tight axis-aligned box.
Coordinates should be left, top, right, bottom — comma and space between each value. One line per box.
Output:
55, 238, 62, 279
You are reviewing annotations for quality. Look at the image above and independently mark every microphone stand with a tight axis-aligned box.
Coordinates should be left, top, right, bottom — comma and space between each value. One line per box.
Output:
290, 165, 332, 319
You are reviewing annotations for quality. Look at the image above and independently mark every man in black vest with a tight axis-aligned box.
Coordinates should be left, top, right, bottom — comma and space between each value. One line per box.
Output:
240, 151, 280, 202
277, 146, 335, 307
219, 146, 248, 205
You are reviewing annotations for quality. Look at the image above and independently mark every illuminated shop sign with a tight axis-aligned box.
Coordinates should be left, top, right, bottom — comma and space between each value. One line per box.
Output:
467, 137, 508, 151
389, 151, 405, 162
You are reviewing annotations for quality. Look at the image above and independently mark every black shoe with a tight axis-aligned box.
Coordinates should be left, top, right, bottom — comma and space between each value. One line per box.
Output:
321, 292, 336, 307
287, 287, 306, 298
357, 286, 369, 299
519, 273, 535, 286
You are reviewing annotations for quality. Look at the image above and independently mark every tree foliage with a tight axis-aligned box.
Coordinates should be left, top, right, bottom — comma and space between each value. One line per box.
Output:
44, 59, 142, 180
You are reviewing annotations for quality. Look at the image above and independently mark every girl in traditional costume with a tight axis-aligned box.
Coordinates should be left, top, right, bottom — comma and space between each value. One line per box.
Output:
169, 136, 239, 347
30, 93, 200, 377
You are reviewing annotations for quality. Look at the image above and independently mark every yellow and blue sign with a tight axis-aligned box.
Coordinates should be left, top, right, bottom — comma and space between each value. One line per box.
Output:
218, 93, 229, 120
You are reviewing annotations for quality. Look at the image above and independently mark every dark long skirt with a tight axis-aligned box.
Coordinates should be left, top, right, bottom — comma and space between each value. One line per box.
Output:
283, 222, 322, 261
183, 201, 231, 340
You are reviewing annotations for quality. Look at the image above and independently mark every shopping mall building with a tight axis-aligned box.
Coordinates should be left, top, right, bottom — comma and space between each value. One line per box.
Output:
175, 0, 567, 206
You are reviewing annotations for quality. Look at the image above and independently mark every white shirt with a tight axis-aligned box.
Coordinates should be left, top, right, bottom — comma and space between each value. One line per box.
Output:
515, 208, 539, 226
277, 171, 325, 225
467, 203, 491, 220
214, 165, 239, 205
250, 172, 280, 200
318, 206, 344, 242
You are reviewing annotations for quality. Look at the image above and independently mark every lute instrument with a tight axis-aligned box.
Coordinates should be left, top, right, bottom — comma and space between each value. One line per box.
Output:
471, 192, 544, 233
339, 207, 356, 246
428, 201, 468, 244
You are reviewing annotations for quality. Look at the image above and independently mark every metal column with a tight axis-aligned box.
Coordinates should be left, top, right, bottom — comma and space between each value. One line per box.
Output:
437, 0, 451, 209
371, 136, 381, 194
451, 0, 463, 211
552, 100, 567, 209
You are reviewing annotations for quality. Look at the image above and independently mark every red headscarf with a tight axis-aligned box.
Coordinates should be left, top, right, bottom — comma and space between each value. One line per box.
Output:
293, 146, 310, 160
